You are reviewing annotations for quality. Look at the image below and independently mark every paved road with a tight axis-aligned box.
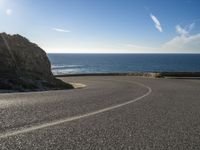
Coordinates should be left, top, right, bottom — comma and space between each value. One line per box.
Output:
0, 76, 200, 149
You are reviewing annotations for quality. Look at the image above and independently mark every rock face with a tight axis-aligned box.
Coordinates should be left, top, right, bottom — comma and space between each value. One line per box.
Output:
0, 33, 73, 91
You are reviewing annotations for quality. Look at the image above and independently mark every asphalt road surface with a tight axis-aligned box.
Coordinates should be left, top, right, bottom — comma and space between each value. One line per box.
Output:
0, 76, 200, 150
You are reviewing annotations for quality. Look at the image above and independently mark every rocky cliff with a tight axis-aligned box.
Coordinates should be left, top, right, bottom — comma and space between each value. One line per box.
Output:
0, 33, 73, 92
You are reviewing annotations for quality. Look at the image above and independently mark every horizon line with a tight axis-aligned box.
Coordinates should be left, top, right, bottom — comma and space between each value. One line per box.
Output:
47, 52, 200, 54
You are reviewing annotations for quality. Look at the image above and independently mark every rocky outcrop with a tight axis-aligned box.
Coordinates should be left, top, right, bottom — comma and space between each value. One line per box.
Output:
0, 33, 73, 92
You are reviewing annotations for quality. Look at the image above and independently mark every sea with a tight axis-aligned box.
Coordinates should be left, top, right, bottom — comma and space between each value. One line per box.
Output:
47, 54, 200, 75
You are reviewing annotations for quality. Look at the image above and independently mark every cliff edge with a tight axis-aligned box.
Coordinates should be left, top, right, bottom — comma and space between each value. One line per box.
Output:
0, 33, 73, 92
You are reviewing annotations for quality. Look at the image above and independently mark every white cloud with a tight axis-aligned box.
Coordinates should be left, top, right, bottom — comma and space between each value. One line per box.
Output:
6, 9, 12, 16
123, 23, 200, 53
187, 23, 195, 31
163, 23, 200, 51
163, 33, 200, 50
124, 44, 155, 50
150, 14, 163, 32
175, 23, 195, 36
176, 25, 188, 36
52, 28, 71, 33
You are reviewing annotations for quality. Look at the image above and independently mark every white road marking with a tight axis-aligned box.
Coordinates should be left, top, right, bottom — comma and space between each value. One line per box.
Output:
0, 81, 152, 139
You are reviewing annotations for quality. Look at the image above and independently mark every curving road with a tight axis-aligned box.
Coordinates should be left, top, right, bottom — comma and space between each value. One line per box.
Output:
0, 76, 200, 149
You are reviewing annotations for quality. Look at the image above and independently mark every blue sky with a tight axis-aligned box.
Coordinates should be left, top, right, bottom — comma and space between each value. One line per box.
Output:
0, 0, 200, 53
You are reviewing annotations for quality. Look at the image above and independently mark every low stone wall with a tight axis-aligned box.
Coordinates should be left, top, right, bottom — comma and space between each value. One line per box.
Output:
55, 72, 200, 78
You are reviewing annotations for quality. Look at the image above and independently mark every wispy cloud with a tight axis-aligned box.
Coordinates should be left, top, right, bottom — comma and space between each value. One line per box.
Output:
123, 23, 200, 53
176, 23, 195, 36
163, 23, 200, 51
162, 33, 200, 52
150, 14, 163, 32
6, 9, 12, 16
176, 25, 188, 36
124, 44, 154, 50
52, 28, 71, 33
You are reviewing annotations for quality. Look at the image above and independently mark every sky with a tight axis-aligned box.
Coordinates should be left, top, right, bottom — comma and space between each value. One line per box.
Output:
0, 0, 200, 53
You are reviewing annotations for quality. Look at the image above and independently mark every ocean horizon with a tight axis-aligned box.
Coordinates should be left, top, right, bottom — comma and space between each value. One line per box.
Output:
48, 53, 200, 75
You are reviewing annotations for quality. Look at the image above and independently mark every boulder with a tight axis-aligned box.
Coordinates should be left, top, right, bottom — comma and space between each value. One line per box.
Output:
0, 33, 73, 92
